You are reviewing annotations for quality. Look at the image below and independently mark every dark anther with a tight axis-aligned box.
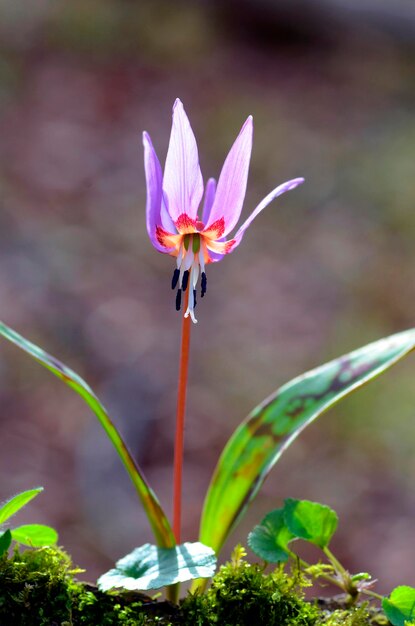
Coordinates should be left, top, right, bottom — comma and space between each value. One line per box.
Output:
171, 268, 180, 290
181, 270, 189, 292
201, 272, 207, 297
176, 289, 182, 311
193, 289, 197, 308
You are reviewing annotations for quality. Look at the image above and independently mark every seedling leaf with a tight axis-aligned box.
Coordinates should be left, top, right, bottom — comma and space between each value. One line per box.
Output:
0, 488, 43, 524
248, 508, 294, 563
0, 320, 175, 549
11, 524, 58, 547
283, 498, 338, 548
98, 542, 216, 591
0, 530, 12, 556
382, 586, 415, 626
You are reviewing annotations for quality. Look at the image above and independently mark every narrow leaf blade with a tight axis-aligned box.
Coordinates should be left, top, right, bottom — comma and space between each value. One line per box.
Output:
0, 488, 43, 525
200, 329, 415, 555
382, 586, 415, 626
0, 320, 175, 549
248, 508, 294, 563
98, 542, 217, 591
0, 530, 12, 556
11, 524, 58, 547
283, 499, 338, 548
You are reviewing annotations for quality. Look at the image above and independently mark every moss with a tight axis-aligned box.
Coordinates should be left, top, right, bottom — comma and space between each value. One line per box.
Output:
180, 548, 319, 626
0, 545, 390, 626
0, 546, 171, 625
320, 606, 371, 626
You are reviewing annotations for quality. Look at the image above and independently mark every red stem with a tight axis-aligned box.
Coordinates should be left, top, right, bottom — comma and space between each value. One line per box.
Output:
173, 291, 191, 543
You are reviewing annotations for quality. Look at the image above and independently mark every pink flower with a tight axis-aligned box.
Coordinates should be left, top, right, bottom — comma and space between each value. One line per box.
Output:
143, 99, 304, 323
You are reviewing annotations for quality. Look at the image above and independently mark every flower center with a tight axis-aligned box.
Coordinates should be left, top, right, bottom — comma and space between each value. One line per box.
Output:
171, 233, 207, 324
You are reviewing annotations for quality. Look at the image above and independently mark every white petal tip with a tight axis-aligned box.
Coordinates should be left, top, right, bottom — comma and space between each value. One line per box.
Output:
142, 131, 152, 147
242, 115, 254, 131
173, 98, 184, 110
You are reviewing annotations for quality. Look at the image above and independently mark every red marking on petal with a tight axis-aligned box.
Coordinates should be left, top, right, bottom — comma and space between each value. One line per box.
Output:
205, 237, 236, 255
175, 213, 197, 234
155, 226, 181, 251
224, 239, 236, 253
202, 217, 225, 239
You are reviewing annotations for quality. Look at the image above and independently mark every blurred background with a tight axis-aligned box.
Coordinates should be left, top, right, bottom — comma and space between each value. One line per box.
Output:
0, 0, 414, 593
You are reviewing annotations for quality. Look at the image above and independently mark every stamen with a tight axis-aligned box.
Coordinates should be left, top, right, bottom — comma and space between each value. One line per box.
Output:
183, 234, 191, 251
192, 234, 201, 254
172, 268, 180, 290
201, 272, 207, 297
181, 270, 189, 292
176, 289, 182, 311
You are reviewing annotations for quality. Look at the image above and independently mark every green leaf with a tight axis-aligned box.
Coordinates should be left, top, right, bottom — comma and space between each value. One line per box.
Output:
0, 488, 43, 524
0, 530, 12, 556
98, 542, 217, 591
199, 329, 415, 556
11, 524, 58, 547
283, 499, 338, 548
351, 572, 371, 582
0, 320, 175, 549
248, 508, 294, 563
382, 586, 415, 626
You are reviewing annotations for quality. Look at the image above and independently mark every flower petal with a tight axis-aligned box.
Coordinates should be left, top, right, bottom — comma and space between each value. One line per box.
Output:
232, 178, 305, 248
163, 99, 204, 222
160, 192, 177, 233
143, 131, 170, 252
201, 178, 216, 226
205, 116, 253, 236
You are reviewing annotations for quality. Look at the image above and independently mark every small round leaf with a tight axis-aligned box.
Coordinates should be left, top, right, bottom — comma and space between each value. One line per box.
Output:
248, 508, 294, 563
11, 524, 58, 547
382, 586, 415, 626
284, 498, 338, 548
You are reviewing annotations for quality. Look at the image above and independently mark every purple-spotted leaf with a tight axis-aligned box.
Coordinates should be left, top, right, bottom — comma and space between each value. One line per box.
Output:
199, 329, 415, 556
0, 488, 43, 525
0, 320, 175, 549
11, 524, 58, 547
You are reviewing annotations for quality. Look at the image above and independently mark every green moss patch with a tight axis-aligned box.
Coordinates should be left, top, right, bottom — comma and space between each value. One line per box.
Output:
0, 546, 390, 626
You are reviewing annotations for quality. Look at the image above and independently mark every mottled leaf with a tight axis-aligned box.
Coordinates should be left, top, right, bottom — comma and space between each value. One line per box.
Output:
11, 524, 58, 547
248, 508, 294, 563
283, 499, 338, 548
98, 542, 216, 591
199, 329, 415, 555
0, 488, 43, 524
0, 320, 175, 549
0, 530, 12, 556
382, 586, 415, 626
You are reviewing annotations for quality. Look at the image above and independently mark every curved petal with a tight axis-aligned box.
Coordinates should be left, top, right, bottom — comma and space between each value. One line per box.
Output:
205, 116, 253, 236
143, 131, 169, 252
232, 178, 305, 247
207, 250, 225, 263
163, 99, 204, 222
161, 192, 177, 233
203, 178, 304, 259
201, 178, 216, 226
